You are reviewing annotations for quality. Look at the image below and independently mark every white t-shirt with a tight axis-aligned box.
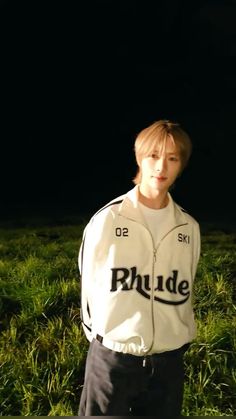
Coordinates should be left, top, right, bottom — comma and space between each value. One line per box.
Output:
138, 199, 171, 246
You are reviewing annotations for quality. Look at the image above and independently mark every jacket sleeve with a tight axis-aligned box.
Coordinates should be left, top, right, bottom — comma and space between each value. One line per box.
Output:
192, 222, 201, 279
78, 222, 93, 342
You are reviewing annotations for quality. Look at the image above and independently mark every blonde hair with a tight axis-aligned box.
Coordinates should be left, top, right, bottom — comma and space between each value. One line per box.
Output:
133, 119, 192, 185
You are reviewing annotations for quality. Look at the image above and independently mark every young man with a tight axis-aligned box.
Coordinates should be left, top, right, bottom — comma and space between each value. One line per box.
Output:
78, 120, 201, 417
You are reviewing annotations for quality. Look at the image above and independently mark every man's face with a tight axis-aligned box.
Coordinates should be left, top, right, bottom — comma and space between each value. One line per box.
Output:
140, 136, 181, 194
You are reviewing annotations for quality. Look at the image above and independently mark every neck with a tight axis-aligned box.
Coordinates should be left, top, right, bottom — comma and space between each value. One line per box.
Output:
138, 186, 169, 209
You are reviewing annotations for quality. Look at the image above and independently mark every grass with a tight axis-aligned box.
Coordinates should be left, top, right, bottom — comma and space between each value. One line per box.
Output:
0, 216, 236, 416
183, 229, 236, 416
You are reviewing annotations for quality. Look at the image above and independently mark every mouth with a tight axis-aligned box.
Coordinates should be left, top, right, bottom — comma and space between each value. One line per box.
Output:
152, 176, 167, 181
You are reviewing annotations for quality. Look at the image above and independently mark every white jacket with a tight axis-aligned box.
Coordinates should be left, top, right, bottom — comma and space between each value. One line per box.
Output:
79, 186, 201, 356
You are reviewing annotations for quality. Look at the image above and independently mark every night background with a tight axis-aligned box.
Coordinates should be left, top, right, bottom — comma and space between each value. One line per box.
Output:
1, 0, 236, 227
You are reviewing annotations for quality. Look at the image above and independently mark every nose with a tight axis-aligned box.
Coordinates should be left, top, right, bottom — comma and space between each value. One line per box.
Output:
156, 156, 166, 172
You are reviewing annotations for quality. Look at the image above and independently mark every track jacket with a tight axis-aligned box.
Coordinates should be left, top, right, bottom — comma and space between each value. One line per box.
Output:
79, 186, 201, 356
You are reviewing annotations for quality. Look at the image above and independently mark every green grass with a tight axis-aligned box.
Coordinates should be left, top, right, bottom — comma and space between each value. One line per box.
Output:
183, 230, 236, 416
0, 218, 236, 415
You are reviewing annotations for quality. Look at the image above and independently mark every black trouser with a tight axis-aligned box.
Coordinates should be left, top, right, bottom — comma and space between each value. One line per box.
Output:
78, 338, 189, 417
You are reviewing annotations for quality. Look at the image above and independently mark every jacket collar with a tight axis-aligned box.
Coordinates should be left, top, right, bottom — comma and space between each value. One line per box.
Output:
118, 185, 188, 227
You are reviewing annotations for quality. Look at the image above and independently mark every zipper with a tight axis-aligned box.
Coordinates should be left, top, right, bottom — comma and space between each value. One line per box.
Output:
148, 222, 188, 354
119, 217, 157, 354
153, 249, 157, 262
119, 213, 189, 354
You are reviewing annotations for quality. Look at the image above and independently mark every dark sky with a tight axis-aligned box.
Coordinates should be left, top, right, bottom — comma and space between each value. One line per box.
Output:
1, 0, 236, 222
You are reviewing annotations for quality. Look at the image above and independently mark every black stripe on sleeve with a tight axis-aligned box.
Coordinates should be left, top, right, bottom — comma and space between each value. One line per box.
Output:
93, 198, 124, 217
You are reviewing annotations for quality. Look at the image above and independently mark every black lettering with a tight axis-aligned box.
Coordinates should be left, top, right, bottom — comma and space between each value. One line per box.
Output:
144, 274, 151, 291
123, 228, 128, 237
155, 275, 164, 291
130, 266, 142, 290
110, 267, 130, 291
178, 233, 190, 244
130, 267, 150, 299
178, 233, 183, 242
110, 266, 190, 305
178, 280, 190, 296
115, 227, 122, 237
115, 227, 129, 237
166, 270, 178, 294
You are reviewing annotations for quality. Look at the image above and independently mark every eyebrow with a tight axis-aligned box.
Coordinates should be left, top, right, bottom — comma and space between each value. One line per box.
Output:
152, 150, 180, 155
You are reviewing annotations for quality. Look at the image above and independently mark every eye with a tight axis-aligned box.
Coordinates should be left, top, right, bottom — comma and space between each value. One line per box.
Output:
149, 152, 159, 159
169, 156, 179, 161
